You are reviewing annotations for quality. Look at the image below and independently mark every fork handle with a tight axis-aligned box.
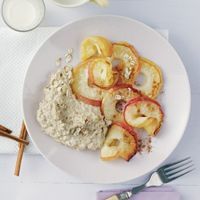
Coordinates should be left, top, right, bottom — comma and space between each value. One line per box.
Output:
131, 184, 146, 194
116, 184, 146, 200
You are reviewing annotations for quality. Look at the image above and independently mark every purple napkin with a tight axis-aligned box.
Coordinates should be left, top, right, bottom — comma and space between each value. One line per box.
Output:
97, 186, 180, 200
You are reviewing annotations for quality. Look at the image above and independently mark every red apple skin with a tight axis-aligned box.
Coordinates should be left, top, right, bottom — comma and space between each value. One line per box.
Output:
123, 96, 164, 136
124, 96, 164, 116
112, 122, 138, 161
113, 121, 135, 136
111, 84, 141, 94
100, 84, 141, 116
75, 93, 101, 107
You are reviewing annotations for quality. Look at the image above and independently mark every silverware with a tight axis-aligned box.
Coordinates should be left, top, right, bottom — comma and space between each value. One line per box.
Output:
106, 157, 194, 200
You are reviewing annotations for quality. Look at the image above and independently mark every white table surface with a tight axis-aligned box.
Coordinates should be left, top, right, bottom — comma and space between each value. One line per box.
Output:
0, 0, 200, 199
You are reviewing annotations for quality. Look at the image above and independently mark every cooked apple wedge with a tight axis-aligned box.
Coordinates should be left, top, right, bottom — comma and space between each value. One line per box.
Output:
133, 57, 163, 99
81, 36, 112, 61
101, 84, 141, 122
124, 97, 163, 136
71, 60, 104, 106
100, 123, 137, 161
112, 42, 140, 84
88, 58, 119, 89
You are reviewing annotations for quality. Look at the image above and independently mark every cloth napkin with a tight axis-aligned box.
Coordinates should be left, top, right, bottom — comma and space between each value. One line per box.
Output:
97, 186, 180, 200
0, 27, 168, 154
0, 27, 58, 154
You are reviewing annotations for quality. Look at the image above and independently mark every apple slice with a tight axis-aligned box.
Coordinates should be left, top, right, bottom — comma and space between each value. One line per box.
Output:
81, 36, 112, 61
112, 42, 140, 84
88, 57, 119, 89
133, 57, 163, 99
71, 60, 104, 106
101, 84, 141, 122
100, 123, 138, 161
124, 97, 164, 136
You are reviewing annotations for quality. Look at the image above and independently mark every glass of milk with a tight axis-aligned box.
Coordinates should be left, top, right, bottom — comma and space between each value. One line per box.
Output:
2, 0, 46, 32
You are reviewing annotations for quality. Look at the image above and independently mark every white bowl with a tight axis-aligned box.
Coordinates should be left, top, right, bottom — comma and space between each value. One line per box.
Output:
23, 15, 191, 183
51, 0, 89, 7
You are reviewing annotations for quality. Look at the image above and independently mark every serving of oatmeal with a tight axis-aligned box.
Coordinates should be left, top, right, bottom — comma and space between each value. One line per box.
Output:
37, 66, 110, 150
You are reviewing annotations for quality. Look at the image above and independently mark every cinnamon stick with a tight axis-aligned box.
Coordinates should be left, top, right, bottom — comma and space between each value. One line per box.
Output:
18, 122, 26, 148
0, 124, 12, 134
14, 122, 28, 176
0, 130, 29, 145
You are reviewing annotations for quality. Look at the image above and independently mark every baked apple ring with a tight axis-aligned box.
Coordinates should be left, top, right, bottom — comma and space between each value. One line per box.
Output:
81, 36, 112, 61
124, 97, 164, 136
133, 57, 163, 99
100, 123, 137, 161
112, 42, 140, 84
88, 57, 119, 89
71, 60, 104, 106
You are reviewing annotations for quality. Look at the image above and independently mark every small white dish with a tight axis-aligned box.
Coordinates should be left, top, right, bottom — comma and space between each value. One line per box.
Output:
1, 0, 45, 32
51, 0, 89, 7
23, 15, 191, 183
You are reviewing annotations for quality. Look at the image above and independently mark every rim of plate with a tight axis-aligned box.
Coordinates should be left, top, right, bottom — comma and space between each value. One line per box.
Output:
22, 15, 191, 183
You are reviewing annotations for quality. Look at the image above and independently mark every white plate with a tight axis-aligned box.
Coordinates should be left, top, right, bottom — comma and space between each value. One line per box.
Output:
23, 16, 191, 183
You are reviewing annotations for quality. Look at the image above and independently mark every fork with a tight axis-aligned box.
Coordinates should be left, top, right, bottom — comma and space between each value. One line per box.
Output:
106, 157, 194, 200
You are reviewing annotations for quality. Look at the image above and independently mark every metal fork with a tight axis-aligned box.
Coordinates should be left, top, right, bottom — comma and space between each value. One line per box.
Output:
106, 157, 194, 200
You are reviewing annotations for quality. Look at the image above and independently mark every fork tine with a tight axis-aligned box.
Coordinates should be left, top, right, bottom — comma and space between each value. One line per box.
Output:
167, 168, 195, 182
162, 157, 191, 170
166, 164, 194, 177
164, 159, 193, 173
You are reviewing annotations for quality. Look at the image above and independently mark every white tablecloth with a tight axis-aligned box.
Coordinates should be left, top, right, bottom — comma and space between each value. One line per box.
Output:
0, 27, 58, 154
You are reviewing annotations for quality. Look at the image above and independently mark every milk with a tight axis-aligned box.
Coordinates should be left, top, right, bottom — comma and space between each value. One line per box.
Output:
2, 0, 45, 31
